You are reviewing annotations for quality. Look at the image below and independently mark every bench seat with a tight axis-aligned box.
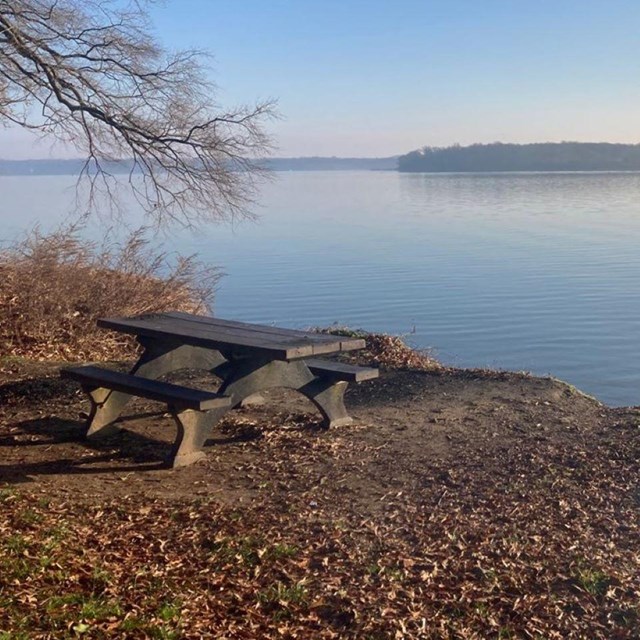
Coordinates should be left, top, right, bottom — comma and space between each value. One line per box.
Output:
61, 365, 232, 468
61, 365, 231, 411
305, 358, 379, 382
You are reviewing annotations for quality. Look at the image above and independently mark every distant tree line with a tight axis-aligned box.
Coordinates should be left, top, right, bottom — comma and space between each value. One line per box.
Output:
397, 142, 640, 172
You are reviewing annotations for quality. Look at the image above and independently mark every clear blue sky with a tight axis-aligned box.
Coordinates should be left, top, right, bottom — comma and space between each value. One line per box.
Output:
5, 0, 640, 157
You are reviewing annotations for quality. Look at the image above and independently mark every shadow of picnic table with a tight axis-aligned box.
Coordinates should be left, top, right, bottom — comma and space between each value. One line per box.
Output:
0, 409, 271, 484
0, 414, 174, 483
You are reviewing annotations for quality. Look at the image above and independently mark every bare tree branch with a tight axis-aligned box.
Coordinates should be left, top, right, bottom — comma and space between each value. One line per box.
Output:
0, 0, 276, 227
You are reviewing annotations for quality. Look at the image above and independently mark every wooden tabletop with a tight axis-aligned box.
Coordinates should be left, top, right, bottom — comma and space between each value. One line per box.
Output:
98, 311, 366, 360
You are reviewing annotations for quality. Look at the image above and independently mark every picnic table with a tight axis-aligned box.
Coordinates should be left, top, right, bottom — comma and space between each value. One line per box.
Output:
61, 312, 378, 467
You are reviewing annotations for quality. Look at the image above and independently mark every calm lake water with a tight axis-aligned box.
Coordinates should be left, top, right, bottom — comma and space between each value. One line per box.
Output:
2, 171, 640, 407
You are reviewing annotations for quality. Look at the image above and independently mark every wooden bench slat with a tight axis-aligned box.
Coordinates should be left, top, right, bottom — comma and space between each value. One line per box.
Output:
305, 359, 379, 382
61, 366, 231, 411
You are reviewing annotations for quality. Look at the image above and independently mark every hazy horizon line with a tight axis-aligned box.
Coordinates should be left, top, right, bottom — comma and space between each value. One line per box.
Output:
4, 139, 640, 163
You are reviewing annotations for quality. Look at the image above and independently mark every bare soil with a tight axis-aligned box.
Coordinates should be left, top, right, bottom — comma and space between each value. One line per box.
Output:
0, 360, 619, 505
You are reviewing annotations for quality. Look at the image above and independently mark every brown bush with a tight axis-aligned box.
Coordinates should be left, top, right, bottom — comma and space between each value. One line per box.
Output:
316, 327, 443, 371
0, 225, 221, 361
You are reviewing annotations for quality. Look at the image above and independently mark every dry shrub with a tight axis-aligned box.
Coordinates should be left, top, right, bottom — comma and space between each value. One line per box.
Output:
317, 327, 443, 371
0, 224, 221, 361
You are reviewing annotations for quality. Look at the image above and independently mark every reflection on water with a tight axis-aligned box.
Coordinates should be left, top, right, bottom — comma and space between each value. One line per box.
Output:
2, 171, 640, 406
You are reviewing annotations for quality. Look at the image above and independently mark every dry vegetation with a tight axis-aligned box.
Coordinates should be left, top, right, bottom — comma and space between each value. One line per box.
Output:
0, 225, 220, 361
317, 327, 442, 371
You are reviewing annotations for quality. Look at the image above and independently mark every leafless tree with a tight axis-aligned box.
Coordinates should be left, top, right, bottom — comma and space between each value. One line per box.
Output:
0, 0, 275, 226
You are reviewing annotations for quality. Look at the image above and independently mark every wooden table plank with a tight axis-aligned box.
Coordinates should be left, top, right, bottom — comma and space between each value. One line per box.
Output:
98, 317, 308, 359
161, 312, 366, 353
160, 313, 340, 356
164, 312, 336, 342
99, 313, 365, 359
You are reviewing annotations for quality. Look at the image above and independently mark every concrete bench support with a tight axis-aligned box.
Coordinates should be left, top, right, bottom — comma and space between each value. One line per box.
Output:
61, 365, 230, 468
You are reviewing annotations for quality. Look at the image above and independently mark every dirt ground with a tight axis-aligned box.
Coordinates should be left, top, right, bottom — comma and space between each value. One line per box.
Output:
0, 359, 626, 507
1, 359, 640, 638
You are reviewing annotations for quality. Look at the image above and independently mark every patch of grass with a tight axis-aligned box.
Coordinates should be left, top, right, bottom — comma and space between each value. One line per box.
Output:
0, 555, 33, 581
156, 600, 182, 622
573, 562, 611, 597
89, 566, 114, 592
0, 354, 29, 364
383, 565, 405, 582
45, 593, 123, 627
258, 580, 308, 609
119, 617, 180, 639
148, 626, 180, 640
79, 596, 123, 621
208, 535, 264, 568
13, 508, 43, 526
46, 593, 86, 612
0, 632, 32, 640
0, 487, 18, 502
119, 616, 149, 632
236, 536, 263, 567
5, 534, 28, 554
265, 543, 298, 561
43, 525, 71, 550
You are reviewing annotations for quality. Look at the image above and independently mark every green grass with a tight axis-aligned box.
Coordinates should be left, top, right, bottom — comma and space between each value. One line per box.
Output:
265, 543, 298, 561
13, 508, 43, 526
5, 534, 28, 554
119, 616, 181, 639
573, 562, 611, 597
156, 600, 182, 622
258, 581, 308, 608
206, 535, 265, 568
0, 487, 18, 502
79, 596, 123, 620
89, 566, 114, 592
0, 632, 32, 640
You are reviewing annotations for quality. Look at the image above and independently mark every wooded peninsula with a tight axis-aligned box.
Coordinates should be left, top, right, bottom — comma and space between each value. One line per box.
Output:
397, 142, 640, 172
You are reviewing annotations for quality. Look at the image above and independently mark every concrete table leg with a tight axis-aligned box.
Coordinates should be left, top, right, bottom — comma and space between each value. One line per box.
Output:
85, 341, 226, 438
169, 406, 228, 468
301, 379, 352, 428
219, 358, 353, 428
82, 385, 123, 437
